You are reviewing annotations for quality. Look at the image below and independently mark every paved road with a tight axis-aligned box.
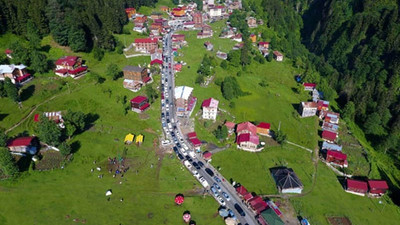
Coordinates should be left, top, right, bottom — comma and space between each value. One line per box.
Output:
159, 26, 258, 225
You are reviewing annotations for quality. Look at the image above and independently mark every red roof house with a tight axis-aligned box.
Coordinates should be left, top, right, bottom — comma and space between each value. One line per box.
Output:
7, 136, 38, 154
322, 130, 337, 143
174, 64, 182, 72
237, 133, 260, 151
258, 42, 270, 49
303, 83, 316, 91
326, 150, 348, 168
237, 122, 257, 135
187, 132, 197, 139
346, 179, 368, 196
368, 180, 389, 196
189, 138, 202, 148
225, 121, 235, 131
130, 96, 150, 113
243, 192, 254, 202
150, 59, 163, 66
203, 151, 212, 161
235, 185, 249, 197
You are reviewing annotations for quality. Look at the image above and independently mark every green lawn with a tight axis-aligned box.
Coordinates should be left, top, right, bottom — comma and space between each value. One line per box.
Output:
0, 30, 225, 225
172, 18, 400, 225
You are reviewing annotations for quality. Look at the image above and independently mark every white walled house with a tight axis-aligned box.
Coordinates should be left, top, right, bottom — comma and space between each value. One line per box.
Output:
201, 98, 219, 120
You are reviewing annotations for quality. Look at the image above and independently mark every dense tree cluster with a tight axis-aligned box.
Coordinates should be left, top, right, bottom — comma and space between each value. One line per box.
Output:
302, 0, 400, 152
221, 76, 245, 100
196, 54, 217, 85
0, 0, 158, 51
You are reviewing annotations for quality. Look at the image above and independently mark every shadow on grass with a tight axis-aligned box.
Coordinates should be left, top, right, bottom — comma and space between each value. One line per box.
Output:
0, 113, 8, 121
291, 103, 300, 115
20, 85, 35, 102
70, 141, 81, 154
378, 167, 400, 206
16, 155, 31, 172
40, 45, 51, 53
84, 113, 99, 131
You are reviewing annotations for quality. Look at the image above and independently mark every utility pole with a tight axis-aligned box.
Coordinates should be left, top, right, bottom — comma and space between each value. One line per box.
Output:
278, 121, 281, 131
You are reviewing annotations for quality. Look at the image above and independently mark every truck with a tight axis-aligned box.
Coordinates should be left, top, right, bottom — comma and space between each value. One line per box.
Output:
183, 160, 192, 169
188, 151, 195, 158
198, 176, 209, 188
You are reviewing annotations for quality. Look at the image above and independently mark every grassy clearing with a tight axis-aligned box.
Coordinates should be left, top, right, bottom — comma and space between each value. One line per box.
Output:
0, 30, 224, 225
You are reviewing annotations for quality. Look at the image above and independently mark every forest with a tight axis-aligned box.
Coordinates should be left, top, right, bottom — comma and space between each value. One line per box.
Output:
0, 0, 158, 51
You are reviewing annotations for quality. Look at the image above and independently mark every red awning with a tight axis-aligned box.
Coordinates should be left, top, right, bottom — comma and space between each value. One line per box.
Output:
34, 114, 40, 122
190, 138, 201, 147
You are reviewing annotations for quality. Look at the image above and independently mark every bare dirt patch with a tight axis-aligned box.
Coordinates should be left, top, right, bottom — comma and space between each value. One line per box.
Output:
327, 217, 352, 225
276, 199, 301, 225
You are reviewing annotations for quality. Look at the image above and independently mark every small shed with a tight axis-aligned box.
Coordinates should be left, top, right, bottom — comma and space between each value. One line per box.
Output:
203, 151, 212, 161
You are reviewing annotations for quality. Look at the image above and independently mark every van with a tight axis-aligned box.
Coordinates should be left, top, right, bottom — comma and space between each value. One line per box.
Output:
234, 204, 246, 217
205, 168, 214, 177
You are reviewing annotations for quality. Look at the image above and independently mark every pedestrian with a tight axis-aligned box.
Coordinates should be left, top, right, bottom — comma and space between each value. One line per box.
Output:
93, 160, 96, 164
91, 168, 94, 172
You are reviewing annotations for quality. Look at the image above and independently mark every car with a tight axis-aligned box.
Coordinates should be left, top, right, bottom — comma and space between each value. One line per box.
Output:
192, 162, 200, 170
173, 147, 179, 153
213, 183, 221, 192
169, 86, 172, 90
166, 99, 169, 104
234, 204, 246, 217
192, 170, 199, 177
210, 187, 218, 196
166, 119, 170, 123
177, 154, 184, 160
185, 155, 193, 162
161, 112, 165, 117
222, 192, 230, 201
217, 196, 226, 206
170, 131, 175, 136
198, 161, 204, 168
205, 168, 214, 177
214, 176, 221, 183
166, 112, 170, 117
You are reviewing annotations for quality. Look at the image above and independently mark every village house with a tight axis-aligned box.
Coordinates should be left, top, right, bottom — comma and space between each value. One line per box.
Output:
303, 83, 316, 91
123, 66, 150, 83
256, 122, 271, 136
134, 16, 147, 27
322, 122, 339, 133
321, 141, 342, 152
150, 59, 163, 68
187, 132, 202, 150
133, 25, 146, 33
150, 48, 163, 61
34, 111, 65, 129
130, 96, 150, 113
172, 34, 186, 45
319, 111, 340, 124
204, 41, 214, 51
220, 27, 236, 39
192, 12, 203, 25
224, 121, 236, 135
231, 33, 242, 42
317, 100, 330, 111
123, 66, 151, 92
201, 97, 219, 120
160, 6, 169, 12
183, 21, 195, 29
237, 122, 257, 135
312, 89, 320, 102
237, 133, 260, 151
175, 86, 197, 117
326, 150, 348, 168
0, 64, 33, 84
368, 180, 389, 197
150, 22, 163, 35
172, 7, 186, 17
273, 51, 283, 61
7, 136, 39, 155
270, 167, 303, 194
197, 24, 213, 39
125, 8, 136, 19
203, 151, 212, 162
150, 12, 163, 20
54, 56, 88, 78
250, 34, 257, 43
134, 38, 158, 53
216, 51, 227, 60
232, 42, 244, 50
208, 5, 224, 18
247, 17, 257, 28
346, 179, 368, 196
258, 41, 270, 57
298, 101, 317, 117
228, 1, 242, 12
322, 130, 338, 143
174, 63, 182, 73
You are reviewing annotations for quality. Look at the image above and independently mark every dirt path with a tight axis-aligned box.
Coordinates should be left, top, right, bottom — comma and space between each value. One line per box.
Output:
6, 94, 61, 134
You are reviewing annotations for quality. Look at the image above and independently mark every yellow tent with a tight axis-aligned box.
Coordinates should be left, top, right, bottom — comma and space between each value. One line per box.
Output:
124, 133, 134, 144
135, 134, 144, 143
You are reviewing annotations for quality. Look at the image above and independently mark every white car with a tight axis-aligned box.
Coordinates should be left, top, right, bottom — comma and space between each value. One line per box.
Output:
217, 196, 226, 206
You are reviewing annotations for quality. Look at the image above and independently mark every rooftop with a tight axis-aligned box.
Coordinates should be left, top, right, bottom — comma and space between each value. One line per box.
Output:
174, 86, 193, 100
